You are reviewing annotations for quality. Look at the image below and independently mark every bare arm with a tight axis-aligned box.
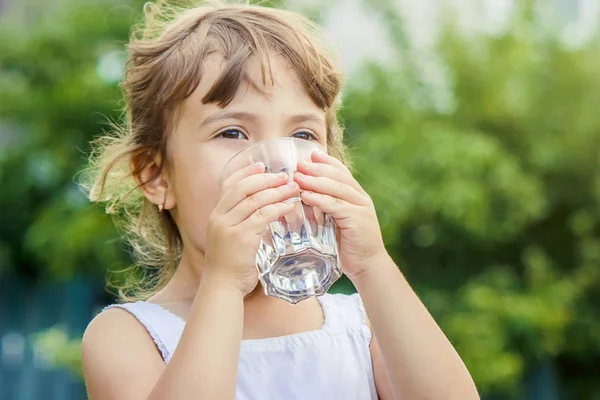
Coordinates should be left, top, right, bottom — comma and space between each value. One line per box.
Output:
353, 254, 480, 400
148, 281, 244, 399
82, 309, 165, 400
83, 165, 298, 399
290, 152, 477, 398
82, 281, 244, 400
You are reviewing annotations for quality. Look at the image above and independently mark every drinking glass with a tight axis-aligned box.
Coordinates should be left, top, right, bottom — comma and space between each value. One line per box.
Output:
220, 138, 342, 304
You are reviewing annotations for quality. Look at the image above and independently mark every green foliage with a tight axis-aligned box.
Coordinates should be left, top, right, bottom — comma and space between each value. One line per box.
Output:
34, 325, 84, 378
0, 0, 144, 279
1, 0, 600, 398
342, 3, 600, 397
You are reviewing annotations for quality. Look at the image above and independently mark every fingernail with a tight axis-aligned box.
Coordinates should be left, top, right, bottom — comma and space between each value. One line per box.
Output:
278, 172, 288, 178
287, 181, 298, 188
294, 172, 306, 180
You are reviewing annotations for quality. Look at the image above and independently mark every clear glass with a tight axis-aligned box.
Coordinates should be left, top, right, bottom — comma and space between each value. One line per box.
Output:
220, 138, 342, 304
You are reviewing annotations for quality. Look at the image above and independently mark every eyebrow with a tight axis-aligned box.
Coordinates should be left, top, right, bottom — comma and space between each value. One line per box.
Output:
199, 111, 259, 129
198, 111, 325, 130
287, 113, 325, 125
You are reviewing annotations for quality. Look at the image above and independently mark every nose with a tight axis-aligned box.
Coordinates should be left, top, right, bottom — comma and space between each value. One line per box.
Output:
257, 129, 289, 143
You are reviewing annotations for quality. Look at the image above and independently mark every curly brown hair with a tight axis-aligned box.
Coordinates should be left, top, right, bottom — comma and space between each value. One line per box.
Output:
80, 0, 348, 302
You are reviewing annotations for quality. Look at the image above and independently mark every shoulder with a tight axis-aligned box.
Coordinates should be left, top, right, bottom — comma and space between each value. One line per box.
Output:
82, 305, 152, 351
82, 305, 165, 400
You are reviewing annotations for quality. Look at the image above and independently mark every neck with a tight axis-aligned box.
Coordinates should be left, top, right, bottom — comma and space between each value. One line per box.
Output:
163, 249, 269, 304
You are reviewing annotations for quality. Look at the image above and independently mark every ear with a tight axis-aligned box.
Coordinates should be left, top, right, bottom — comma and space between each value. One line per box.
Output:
132, 155, 177, 212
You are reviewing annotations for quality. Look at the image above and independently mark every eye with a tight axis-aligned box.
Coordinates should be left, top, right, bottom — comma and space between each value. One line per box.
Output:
292, 130, 318, 141
216, 128, 248, 140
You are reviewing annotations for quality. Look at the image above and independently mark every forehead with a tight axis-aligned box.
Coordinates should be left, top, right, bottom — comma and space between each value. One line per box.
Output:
180, 54, 319, 116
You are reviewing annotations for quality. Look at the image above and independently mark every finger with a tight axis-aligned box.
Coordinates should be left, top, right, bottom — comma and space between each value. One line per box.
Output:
297, 155, 366, 195
227, 181, 300, 223
299, 190, 354, 224
216, 171, 290, 215
311, 151, 351, 173
240, 201, 296, 235
220, 162, 265, 194
293, 172, 369, 207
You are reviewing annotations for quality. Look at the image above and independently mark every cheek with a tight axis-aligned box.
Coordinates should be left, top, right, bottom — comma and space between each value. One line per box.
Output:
195, 163, 222, 211
170, 149, 230, 250
171, 139, 230, 208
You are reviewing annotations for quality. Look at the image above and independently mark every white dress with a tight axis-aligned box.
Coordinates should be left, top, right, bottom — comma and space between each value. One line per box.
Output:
103, 293, 378, 400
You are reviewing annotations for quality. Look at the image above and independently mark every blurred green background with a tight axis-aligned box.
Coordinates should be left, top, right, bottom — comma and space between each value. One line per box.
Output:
1, 0, 599, 399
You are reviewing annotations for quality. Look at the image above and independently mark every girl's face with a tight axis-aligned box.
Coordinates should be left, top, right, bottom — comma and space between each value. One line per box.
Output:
164, 55, 328, 255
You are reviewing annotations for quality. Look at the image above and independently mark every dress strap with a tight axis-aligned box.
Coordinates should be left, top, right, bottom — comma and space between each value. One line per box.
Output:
319, 293, 369, 330
102, 301, 184, 363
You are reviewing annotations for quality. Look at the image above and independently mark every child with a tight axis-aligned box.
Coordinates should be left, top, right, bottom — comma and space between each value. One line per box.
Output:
81, 1, 479, 399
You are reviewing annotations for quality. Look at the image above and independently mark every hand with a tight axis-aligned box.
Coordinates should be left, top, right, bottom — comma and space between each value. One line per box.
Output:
204, 163, 299, 295
294, 152, 387, 279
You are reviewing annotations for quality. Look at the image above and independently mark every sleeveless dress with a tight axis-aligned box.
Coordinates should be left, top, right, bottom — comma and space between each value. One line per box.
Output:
103, 293, 378, 400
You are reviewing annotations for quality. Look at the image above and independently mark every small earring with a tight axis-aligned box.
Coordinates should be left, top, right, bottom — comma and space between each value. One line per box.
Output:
158, 193, 167, 213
